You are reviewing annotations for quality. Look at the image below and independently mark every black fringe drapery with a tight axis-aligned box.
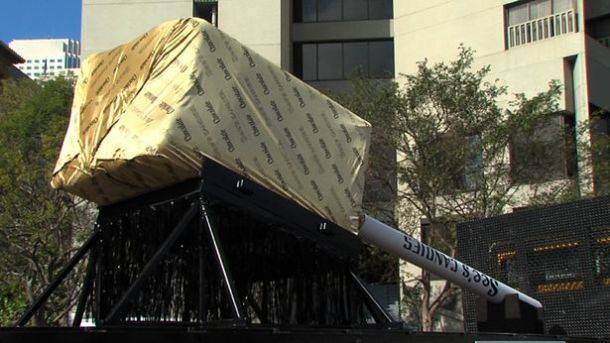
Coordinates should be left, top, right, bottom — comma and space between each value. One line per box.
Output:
90, 191, 373, 327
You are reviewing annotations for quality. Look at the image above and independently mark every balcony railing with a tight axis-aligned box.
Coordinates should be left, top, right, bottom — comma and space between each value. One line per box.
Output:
507, 9, 577, 48
599, 36, 610, 48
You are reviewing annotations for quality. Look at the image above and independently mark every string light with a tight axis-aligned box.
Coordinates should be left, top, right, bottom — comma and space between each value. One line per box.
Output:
533, 241, 579, 252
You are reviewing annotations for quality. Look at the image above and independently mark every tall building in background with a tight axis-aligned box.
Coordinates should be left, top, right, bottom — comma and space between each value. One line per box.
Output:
9, 39, 81, 80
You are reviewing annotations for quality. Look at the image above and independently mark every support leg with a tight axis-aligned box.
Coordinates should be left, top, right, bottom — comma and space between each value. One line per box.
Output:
199, 197, 245, 322
349, 271, 394, 325
198, 211, 208, 326
72, 250, 96, 327
16, 231, 100, 327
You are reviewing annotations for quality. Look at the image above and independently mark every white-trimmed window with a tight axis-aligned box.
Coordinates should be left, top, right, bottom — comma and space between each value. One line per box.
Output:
506, 0, 577, 48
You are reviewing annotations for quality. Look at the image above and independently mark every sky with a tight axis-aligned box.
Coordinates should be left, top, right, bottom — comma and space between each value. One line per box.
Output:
0, 0, 81, 43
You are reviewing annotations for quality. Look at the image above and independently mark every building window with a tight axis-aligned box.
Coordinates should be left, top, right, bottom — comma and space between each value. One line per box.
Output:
506, 0, 577, 48
194, 0, 218, 27
587, 17, 610, 48
294, 0, 393, 23
510, 114, 577, 184
294, 40, 394, 81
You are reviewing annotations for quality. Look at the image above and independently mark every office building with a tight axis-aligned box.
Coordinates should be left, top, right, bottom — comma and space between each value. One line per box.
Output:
9, 39, 81, 80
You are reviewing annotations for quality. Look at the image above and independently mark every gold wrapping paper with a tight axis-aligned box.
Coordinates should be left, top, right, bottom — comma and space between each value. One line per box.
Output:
51, 18, 371, 231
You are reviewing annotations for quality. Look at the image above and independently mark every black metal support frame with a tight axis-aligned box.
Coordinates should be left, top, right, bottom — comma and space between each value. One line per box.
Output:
15, 159, 394, 328
16, 230, 101, 327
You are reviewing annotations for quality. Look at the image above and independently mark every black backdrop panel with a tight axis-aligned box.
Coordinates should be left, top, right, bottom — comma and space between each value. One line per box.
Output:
457, 196, 610, 338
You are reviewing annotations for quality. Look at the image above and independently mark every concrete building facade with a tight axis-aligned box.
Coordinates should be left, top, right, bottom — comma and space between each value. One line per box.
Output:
81, 0, 609, 331
395, 0, 609, 188
81, 0, 395, 92
9, 39, 81, 80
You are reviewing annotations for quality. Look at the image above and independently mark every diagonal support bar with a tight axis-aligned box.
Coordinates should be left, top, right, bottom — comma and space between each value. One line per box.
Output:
72, 250, 97, 327
16, 230, 100, 327
349, 271, 394, 325
200, 197, 245, 321
103, 203, 198, 324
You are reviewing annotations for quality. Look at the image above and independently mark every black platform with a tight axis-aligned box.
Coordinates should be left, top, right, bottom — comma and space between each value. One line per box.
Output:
1, 326, 606, 343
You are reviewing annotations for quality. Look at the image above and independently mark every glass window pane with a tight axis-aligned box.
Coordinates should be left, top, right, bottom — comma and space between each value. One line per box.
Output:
302, 44, 317, 81
369, 0, 393, 20
595, 19, 610, 37
530, 0, 551, 19
343, 42, 368, 78
553, 0, 573, 13
302, 0, 317, 22
508, 3, 529, 26
368, 41, 394, 78
318, 0, 342, 22
343, 0, 368, 21
318, 43, 343, 80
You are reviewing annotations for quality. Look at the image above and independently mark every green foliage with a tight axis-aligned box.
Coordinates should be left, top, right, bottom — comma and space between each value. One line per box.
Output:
0, 78, 94, 326
0, 284, 26, 326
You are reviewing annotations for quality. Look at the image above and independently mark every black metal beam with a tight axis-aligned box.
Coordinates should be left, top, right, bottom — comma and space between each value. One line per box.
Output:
349, 271, 394, 326
72, 250, 97, 327
200, 197, 245, 321
16, 231, 101, 327
199, 211, 208, 326
94, 230, 103, 327
103, 204, 198, 324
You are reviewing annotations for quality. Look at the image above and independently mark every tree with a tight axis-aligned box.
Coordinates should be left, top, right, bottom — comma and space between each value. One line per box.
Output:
338, 46, 608, 331
0, 78, 94, 326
